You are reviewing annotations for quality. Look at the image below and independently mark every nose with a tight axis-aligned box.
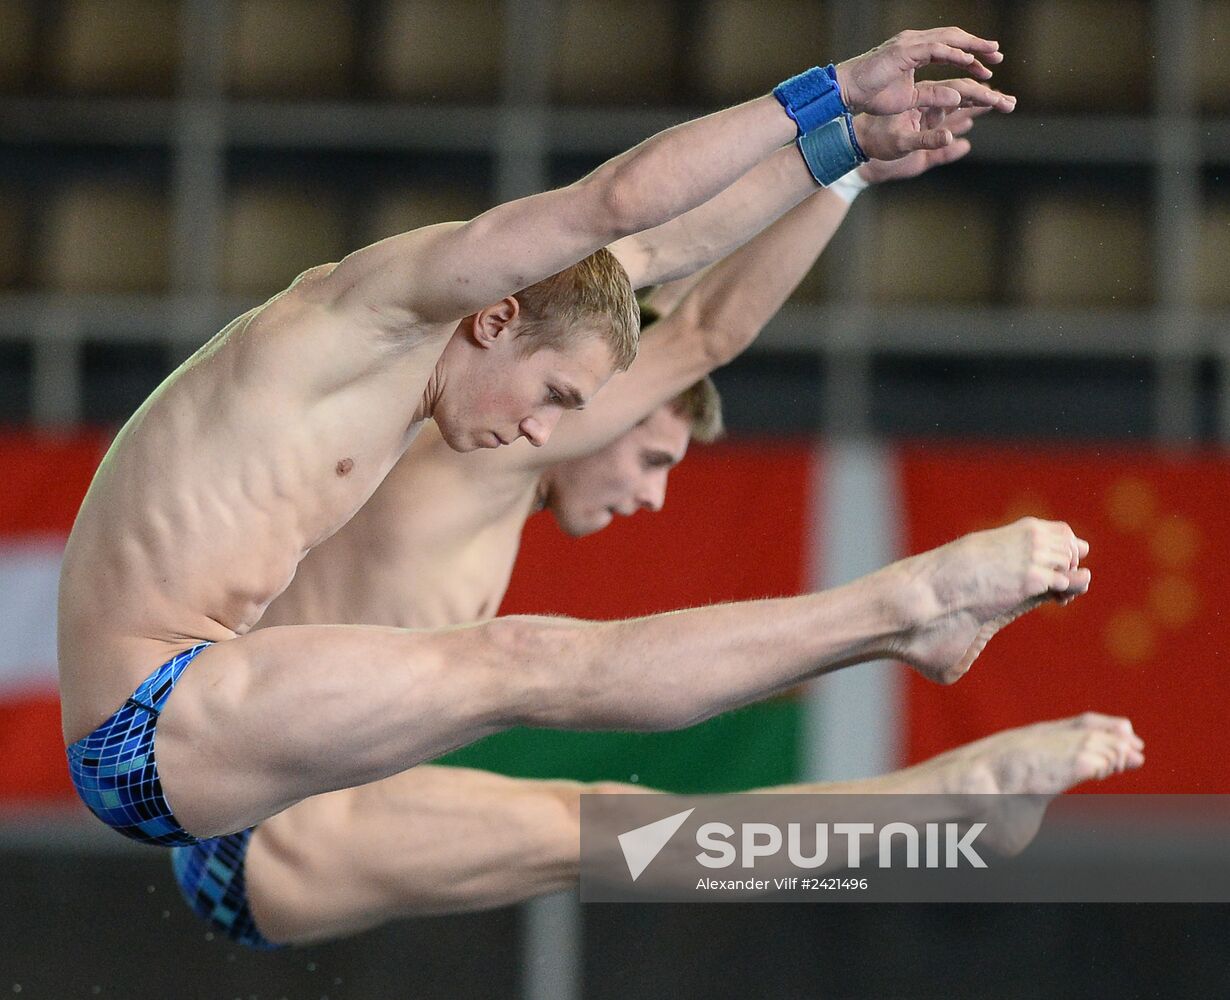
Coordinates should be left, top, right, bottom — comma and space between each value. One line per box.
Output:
519, 409, 562, 448
637, 476, 667, 513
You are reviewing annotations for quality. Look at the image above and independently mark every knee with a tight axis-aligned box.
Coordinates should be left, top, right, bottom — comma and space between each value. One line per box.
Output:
479, 615, 575, 663
473, 616, 584, 719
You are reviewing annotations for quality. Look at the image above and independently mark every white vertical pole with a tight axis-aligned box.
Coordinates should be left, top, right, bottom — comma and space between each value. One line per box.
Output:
801, 439, 903, 782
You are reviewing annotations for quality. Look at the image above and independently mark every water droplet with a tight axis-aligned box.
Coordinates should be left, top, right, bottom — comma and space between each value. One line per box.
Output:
205, 932, 215, 941
146, 885, 156, 893
306, 963, 317, 972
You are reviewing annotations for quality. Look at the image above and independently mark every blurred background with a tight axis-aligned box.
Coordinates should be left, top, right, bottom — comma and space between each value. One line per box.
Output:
1, 0, 1229, 997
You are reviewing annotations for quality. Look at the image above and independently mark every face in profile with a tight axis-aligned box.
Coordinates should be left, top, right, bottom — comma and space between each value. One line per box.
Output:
543, 404, 692, 537
434, 314, 617, 453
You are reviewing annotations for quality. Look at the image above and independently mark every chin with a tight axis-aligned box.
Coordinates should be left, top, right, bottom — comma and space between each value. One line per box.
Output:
555, 510, 610, 538
436, 419, 476, 454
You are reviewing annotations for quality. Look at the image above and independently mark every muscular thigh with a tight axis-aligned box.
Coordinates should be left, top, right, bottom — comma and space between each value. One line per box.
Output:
151, 622, 512, 838
245, 766, 575, 943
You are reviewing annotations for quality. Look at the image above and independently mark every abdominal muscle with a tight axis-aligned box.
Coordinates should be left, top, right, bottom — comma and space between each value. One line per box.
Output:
56, 288, 434, 744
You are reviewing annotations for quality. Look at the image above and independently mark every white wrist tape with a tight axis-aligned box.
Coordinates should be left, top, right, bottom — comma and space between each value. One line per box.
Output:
825, 168, 869, 205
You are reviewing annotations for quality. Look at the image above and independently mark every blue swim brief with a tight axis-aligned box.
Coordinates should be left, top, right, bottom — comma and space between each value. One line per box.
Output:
171, 829, 282, 950
66, 642, 212, 847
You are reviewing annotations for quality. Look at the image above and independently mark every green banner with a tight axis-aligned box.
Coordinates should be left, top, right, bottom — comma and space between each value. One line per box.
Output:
439, 698, 802, 794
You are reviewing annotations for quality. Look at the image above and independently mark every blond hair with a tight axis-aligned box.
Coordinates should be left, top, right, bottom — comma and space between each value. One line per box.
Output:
671, 376, 724, 443
637, 296, 724, 442
514, 247, 639, 371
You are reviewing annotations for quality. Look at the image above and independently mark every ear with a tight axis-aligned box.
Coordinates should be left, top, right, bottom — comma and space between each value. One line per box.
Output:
471, 296, 520, 348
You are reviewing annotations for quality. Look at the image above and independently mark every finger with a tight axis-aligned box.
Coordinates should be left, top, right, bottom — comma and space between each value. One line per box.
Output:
904, 41, 994, 79
924, 137, 971, 165
908, 127, 954, 152
941, 76, 1016, 110
912, 82, 962, 109
908, 27, 1003, 58
1076, 537, 1090, 559
947, 113, 977, 137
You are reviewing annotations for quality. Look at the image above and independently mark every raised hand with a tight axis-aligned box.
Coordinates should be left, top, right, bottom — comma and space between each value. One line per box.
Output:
836, 27, 1010, 116
858, 106, 985, 181
852, 76, 1011, 161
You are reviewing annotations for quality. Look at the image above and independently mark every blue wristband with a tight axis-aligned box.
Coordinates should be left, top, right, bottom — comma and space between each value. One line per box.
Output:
795, 114, 867, 186
773, 64, 848, 135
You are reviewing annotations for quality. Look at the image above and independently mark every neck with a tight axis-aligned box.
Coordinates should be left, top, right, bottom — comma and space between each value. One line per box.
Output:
414, 358, 445, 425
532, 472, 551, 513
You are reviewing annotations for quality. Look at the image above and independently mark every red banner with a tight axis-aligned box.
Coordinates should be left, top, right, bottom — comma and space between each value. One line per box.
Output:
503, 439, 814, 618
0, 430, 107, 801
900, 443, 1230, 792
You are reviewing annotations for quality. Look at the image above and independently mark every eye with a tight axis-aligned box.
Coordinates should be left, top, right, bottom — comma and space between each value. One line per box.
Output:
547, 387, 564, 405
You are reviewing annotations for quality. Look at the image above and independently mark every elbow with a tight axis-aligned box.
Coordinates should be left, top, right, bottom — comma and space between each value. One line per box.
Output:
594, 165, 659, 240
686, 311, 750, 369
700, 328, 744, 369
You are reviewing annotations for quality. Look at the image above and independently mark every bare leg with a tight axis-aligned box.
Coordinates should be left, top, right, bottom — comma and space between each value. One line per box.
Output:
246, 766, 595, 945
245, 713, 1140, 945
156, 518, 1087, 837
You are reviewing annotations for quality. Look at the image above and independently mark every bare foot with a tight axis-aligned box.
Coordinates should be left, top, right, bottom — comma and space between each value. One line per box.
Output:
886, 518, 1091, 684
904, 713, 1145, 855
915, 713, 1145, 796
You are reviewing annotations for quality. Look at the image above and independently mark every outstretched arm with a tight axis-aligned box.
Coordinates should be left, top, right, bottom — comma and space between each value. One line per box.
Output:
313, 28, 1007, 328
491, 109, 983, 472
610, 83, 1010, 291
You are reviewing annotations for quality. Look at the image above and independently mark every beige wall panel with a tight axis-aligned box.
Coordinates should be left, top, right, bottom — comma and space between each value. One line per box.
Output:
0, 1, 36, 93
871, 193, 996, 303
39, 184, 170, 293
49, 0, 179, 95
1195, 202, 1230, 307
691, 0, 826, 103
1016, 197, 1152, 306
361, 185, 488, 243
551, 0, 676, 104
221, 187, 347, 295
373, 0, 501, 100
1015, 0, 1149, 112
228, 0, 357, 97
1199, 1, 1230, 112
